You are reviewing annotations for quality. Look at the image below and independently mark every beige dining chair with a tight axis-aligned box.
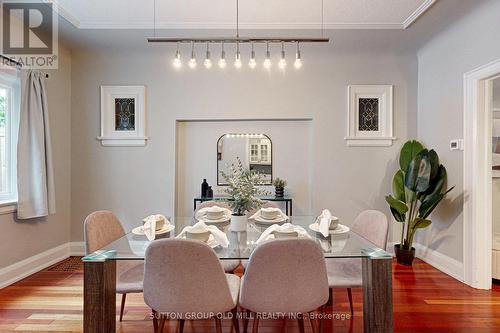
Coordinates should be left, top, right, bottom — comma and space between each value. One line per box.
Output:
143, 238, 240, 333
239, 238, 329, 333
84, 210, 144, 322
195, 200, 240, 273
326, 209, 389, 315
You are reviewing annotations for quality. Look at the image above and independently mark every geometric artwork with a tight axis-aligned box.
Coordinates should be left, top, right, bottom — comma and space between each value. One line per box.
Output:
358, 98, 379, 131
115, 98, 135, 131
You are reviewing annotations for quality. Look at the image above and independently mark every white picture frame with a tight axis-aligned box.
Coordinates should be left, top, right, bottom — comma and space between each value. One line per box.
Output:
345, 85, 395, 147
98, 85, 147, 146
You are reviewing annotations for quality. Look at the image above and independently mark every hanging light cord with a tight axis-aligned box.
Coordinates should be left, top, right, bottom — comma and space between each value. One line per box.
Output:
321, 0, 324, 38
236, 0, 240, 38
153, 0, 156, 37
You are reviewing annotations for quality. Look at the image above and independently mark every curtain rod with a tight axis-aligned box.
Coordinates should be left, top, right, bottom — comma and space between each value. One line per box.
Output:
0, 54, 49, 78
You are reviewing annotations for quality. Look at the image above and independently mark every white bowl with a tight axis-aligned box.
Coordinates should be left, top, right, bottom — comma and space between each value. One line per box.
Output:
261, 207, 281, 220
186, 230, 211, 243
142, 216, 166, 231
206, 206, 226, 220
273, 230, 299, 239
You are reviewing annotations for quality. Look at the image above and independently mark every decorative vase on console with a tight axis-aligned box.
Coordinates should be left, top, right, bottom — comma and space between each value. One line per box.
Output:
220, 157, 270, 232
272, 178, 287, 198
201, 179, 209, 198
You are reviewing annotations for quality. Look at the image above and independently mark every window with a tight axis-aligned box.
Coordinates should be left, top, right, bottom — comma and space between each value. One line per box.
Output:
0, 70, 20, 203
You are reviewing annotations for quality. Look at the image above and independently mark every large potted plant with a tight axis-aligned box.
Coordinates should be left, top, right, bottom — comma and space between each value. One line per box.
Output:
221, 157, 269, 231
386, 140, 454, 266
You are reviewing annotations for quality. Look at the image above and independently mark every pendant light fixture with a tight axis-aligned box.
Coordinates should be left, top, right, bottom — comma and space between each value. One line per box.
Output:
151, 0, 330, 71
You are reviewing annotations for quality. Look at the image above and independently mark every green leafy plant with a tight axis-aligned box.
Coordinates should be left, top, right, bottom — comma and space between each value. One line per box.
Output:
221, 157, 270, 215
272, 177, 287, 188
386, 140, 454, 251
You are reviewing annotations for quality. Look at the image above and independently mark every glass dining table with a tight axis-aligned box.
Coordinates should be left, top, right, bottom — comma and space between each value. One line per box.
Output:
82, 216, 393, 333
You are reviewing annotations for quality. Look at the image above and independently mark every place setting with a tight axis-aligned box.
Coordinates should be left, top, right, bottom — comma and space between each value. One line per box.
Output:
176, 221, 230, 249
255, 222, 311, 243
195, 205, 232, 224
131, 214, 174, 240
309, 209, 350, 237
249, 207, 289, 225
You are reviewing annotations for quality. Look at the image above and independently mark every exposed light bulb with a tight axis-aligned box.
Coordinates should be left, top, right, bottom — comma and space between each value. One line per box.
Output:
188, 42, 196, 69
173, 49, 181, 68
278, 42, 286, 69
204, 42, 212, 68
234, 42, 242, 68
219, 42, 226, 68
264, 42, 271, 69
249, 43, 256, 69
294, 42, 302, 69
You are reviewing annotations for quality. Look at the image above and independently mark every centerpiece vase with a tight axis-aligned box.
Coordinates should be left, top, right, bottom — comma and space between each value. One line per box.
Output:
230, 214, 247, 232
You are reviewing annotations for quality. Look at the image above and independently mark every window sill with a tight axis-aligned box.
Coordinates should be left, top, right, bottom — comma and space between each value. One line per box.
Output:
0, 201, 17, 215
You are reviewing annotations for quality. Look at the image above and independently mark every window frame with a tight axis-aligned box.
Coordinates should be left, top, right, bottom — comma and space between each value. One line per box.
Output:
0, 71, 20, 205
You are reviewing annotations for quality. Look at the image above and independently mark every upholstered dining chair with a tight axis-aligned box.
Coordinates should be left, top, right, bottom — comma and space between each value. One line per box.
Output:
84, 210, 144, 322
239, 238, 329, 333
195, 200, 240, 273
326, 210, 389, 315
143, 238, 240, 333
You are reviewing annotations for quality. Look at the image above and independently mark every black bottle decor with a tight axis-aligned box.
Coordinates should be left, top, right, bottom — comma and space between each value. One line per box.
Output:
207, 186, 214, 198
201, 179, 209, 197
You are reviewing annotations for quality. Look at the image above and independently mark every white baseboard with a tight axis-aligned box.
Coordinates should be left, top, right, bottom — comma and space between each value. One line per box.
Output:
0, 243, 70, 289
69, 241, 85, 256
388, 242, 464, 282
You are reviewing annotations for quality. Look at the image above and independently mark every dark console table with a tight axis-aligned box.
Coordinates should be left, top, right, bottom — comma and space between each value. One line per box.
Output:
193, 196, 293, 216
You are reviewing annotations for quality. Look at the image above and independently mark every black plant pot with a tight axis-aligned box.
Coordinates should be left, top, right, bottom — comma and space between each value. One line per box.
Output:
394, 244, 416, 266
275, 187, 284, 198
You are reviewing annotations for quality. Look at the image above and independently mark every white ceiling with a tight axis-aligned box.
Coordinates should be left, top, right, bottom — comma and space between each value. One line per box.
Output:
54, 0, 436, 30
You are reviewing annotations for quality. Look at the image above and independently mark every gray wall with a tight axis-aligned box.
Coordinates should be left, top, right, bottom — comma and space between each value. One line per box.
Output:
0, 44, 71, 269
70, 45, 417, 242
416, 0, 500, 262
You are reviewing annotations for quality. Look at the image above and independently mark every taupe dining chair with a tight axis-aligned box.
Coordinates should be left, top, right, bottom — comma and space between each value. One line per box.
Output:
326, 210, 389, 315
239, 238, 329, 333
143, 239, 240, 333
195, 200, 240, 273
84, 210, 144, 322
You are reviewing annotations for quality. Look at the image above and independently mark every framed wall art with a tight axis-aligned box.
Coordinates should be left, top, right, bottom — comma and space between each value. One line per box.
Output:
345, 85, 395, 147
98, 85, 147, 146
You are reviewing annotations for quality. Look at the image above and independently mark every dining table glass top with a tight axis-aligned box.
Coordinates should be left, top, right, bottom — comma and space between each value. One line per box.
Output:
82, 216, 392, 262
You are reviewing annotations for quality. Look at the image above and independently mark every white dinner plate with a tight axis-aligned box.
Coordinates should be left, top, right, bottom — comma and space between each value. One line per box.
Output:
132, 224, 175, 236
252, 215, 289, 225
308, 223, 350, 235
196, 215, 231, 224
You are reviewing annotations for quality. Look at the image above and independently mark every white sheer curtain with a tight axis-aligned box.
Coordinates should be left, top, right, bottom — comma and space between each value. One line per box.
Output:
17, 70, 55, 219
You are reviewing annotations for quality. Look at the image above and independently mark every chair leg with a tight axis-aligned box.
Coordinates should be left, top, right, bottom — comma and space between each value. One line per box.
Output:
347, 288, 354, 316
309, 312, 318, 333
158, 316, 166, 333
251, 315, 259, 333
243, 309, 250, 333
152, 310, 159, 333
119, 293, 127, 322
215, 317, 223, 333
297, 316, 305, 333
178, 319, 185, 333
319, 305, 325, 333
231, 308, 240, 333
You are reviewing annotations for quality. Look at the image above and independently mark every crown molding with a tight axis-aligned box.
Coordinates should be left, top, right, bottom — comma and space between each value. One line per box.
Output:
403, 0, 436, 29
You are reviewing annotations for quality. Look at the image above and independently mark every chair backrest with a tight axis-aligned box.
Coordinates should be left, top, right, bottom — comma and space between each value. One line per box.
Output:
196, 200, 232, 214
351, 210, 389, 250
84, 210, 126, 254
143, 239, 235, 315
246, 201, 280, 217
240, 238, 329, 314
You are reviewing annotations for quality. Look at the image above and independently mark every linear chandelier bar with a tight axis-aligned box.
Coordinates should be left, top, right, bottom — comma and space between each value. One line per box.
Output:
147, 37, 330, 43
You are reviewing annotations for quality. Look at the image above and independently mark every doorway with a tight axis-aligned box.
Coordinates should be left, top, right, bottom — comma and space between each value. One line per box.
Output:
463, 59, 500, 289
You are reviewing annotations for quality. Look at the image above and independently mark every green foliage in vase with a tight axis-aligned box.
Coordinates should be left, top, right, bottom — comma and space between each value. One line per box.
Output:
386, 140, 454, 251
272, 177, 287, 188
221, 157, 270, 215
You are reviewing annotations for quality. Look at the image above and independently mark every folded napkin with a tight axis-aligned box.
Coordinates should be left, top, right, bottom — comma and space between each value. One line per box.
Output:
177, 221, 230, 248
142, 214, 169, 241
317, 209, 332, 237
249, 208, 288, 221
256, 223, 310, 244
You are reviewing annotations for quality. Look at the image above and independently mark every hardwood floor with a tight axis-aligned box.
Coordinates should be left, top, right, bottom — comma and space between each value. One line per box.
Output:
0, 258, 499, 332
